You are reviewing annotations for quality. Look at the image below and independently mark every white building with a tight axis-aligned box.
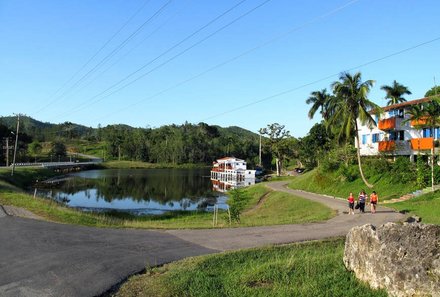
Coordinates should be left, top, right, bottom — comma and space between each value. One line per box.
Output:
357, 97, 438, 161
210, 157, 256, 192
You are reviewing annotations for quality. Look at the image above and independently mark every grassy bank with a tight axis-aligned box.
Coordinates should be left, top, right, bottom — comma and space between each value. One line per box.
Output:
391, 191, 440, 224
288, 169, 417, 201
115, 238, 386, 297
0, 169, 334, 229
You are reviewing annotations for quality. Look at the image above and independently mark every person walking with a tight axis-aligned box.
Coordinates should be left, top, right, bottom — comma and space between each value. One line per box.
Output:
358, 190, 366, 213
348, 192, 355, 215
369, 191, 378, 214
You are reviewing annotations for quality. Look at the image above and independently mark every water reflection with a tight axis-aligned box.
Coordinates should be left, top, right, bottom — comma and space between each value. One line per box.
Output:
39, 168, 228, 215
211, 178, 256, 193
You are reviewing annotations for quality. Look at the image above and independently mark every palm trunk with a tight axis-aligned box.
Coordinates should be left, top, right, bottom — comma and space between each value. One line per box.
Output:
355, 123, 373, 188
276, 157, 280, 176
431, 134, 435, 191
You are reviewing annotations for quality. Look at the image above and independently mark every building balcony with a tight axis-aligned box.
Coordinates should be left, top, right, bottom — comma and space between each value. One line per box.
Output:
378, 117, 396, 130
410, 117, 428, 127
378, 140, 396, 152
411, 137, 434, 150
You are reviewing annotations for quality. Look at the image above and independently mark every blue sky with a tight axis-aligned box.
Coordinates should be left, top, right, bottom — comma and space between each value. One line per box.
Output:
1, 0, 439, 137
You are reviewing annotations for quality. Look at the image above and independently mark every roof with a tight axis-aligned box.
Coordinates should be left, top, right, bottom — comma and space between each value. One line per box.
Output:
381, 97, 432, 112
216, 157, 245, 162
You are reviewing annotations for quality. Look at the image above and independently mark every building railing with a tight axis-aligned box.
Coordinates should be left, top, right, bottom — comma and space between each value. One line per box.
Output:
378, 117, 396, 130
411, 137, 434, 150
378, 140, 396, 152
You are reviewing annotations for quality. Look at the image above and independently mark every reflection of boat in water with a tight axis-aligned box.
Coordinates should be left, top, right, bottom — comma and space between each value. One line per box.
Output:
210, 157, 256, 192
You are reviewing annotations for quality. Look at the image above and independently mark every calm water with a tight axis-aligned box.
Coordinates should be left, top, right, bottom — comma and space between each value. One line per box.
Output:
40, 168, 228, 215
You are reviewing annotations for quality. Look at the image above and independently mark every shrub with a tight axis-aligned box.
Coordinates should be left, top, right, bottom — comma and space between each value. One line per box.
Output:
416, 156, 429, 188
363, 158, 391, 178
227, 189, 250, 223
391, 157, 417, 184
337, 165, 359, 182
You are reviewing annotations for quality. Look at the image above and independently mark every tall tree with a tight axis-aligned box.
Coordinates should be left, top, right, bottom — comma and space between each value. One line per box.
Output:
380, 80, 411, 106
425, 86, 440, 97
306, 89, 332, 120
407, 99, 440, 191
329, 72, 379, 188
259, 123, 290, 176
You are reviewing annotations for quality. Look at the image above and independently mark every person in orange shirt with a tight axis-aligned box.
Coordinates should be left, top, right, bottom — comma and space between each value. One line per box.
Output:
369, 191, 378, 213
347, 192, 355, 215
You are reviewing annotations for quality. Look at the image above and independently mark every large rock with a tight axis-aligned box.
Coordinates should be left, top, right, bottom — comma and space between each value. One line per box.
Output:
344, 222, 440, 297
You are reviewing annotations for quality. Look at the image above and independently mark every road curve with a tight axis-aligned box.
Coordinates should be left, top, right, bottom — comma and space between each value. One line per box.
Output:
166, 181, 405, 250
0, 181, 405, 297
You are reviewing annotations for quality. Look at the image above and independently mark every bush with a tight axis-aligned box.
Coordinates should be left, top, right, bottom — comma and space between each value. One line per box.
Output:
337, 165, 359, 182
227, 189, 250, 223
417, 156, 430, 188
391, 157, 417, 184
363, 158, 391, 178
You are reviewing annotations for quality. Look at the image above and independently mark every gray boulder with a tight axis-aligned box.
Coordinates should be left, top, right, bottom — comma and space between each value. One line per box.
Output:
344, 222, 440, 297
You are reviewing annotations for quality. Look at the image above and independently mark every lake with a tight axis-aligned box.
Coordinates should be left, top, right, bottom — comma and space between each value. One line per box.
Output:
40, 168, 229, 215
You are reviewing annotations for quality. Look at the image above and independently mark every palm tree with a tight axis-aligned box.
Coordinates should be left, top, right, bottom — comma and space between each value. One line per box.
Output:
405, 99, 440, 191
306, 89, 332, 120
329, 72, 380, 188
421, 100, 440, 191
381, 80, 412, 106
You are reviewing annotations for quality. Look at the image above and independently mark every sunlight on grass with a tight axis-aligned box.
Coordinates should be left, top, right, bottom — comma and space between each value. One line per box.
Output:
115, 239, 387, 297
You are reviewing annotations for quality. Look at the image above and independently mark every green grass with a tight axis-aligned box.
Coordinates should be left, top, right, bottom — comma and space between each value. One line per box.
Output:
115, 238, 387, 297
289, 169, 418, 201
389, 191, 440, 224
0, 170, 334, 229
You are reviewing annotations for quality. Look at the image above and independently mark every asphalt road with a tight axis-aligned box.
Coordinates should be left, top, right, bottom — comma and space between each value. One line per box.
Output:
0, 181, 405, 297
0, 216, 216, 297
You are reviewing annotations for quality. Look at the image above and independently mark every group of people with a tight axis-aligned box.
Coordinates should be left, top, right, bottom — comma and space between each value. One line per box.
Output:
347, 190, 378, 214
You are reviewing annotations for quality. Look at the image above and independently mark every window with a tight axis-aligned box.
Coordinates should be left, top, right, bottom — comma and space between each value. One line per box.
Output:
362, 134, 368, 145
436, 128, 440, 139
423, 128, 432, 138
372, 133, 380, 143
390, 131, 404, 141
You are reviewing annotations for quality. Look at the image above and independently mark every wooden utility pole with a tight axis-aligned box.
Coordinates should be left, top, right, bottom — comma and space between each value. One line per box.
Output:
2, 137, 10, 167
259, 133, 262, 166
11, 114, 20, 176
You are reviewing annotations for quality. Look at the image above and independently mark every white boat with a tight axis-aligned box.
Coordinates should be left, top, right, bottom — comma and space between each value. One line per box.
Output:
210, 157, 256, 192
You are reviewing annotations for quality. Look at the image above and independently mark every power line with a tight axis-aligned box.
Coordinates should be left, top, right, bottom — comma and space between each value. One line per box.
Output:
94, 0, 361, 122
31, 0, 152, 116
67, 4, 187, 101
39, 0, 173, 116
200, 36, 440, 122
50, 0, 266, 120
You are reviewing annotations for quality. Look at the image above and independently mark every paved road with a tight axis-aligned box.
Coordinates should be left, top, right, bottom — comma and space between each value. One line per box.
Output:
166, 182, 405, 250
0, 217, 216, 297
0, 181, 405, 297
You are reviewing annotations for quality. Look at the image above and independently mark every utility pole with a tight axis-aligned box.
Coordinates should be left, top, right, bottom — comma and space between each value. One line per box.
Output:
2, 137, 10, 167
6, 137, 9, 167
11, 114, 20, 176
259, 133, 262, 166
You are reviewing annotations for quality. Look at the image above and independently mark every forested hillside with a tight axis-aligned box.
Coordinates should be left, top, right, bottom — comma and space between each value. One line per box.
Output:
0, 116, 270, 166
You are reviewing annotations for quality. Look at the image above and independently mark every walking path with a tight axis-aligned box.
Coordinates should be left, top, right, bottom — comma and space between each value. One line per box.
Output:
166, 182, 405, 251
0, 181, 405, 297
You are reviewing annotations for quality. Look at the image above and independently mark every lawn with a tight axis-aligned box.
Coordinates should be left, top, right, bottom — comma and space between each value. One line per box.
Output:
289, 169, 418, 201
115, 238, 387, 297
389, 190, 440, 224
